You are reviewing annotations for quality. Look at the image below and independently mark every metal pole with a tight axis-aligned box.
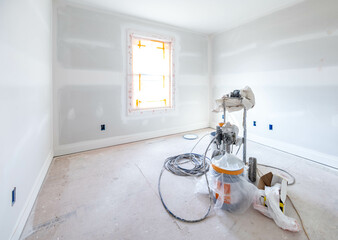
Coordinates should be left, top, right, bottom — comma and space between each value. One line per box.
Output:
243, 107, 247, 164
223, 97, 226, 124
226, 143, 231, 154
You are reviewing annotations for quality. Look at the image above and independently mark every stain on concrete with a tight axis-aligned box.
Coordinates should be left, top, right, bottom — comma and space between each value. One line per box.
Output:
22, 211, 76, 239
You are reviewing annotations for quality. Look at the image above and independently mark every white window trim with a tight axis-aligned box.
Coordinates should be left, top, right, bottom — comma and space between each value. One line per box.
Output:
126, 30, 176, 116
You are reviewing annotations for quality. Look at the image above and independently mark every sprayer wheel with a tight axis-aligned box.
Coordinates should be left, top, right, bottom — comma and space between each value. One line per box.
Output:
248, 157, 257, 182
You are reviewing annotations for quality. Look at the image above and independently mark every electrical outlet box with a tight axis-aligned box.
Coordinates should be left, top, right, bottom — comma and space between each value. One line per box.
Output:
269, 124, 273, 130
101, 124, 105, 131
12, 187, 16, 206
253, 121, 256, 126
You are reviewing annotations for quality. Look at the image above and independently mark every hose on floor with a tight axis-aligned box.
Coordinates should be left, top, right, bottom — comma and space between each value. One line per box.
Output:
233, 141, 296, 185
158, 132, 297, 224
162, 153, 209, 177
158, 136, 215, 223
257, 163, 296, 185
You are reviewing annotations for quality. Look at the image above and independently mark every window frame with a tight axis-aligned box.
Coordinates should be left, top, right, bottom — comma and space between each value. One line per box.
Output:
127, 30, 175, 115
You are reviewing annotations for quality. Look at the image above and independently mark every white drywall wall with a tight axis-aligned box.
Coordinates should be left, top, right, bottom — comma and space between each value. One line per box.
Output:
210, 0, 338, 167
0, 0, 53, 239
53, 1, 209, 155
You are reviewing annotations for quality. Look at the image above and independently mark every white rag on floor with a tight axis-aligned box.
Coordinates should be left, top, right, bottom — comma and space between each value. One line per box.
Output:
213, 86, 255, 112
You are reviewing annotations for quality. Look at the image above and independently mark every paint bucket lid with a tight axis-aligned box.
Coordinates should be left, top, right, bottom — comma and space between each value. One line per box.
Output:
211, 153, 244, 175
183, 134, 198, 140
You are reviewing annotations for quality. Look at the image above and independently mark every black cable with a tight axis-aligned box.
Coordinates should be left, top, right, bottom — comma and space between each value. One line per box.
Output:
257, 163, 296, 185
158, 137, 215, 222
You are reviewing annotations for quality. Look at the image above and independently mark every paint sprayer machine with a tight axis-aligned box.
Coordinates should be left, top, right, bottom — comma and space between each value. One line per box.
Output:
158, 86, 300, 232
210, 86, 256, 181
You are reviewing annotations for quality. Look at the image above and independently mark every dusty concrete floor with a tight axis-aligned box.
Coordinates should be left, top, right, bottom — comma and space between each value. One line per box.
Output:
21, 128, 338, 240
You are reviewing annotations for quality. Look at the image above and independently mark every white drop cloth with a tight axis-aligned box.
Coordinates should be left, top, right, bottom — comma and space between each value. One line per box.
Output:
213, 86, 255, 112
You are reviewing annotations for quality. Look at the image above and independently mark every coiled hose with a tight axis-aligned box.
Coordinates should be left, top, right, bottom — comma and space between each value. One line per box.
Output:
158, 137, 215, 222
158, 133, 297, 222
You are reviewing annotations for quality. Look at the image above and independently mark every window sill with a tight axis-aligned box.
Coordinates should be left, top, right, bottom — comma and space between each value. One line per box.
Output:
127, 106, 175, 116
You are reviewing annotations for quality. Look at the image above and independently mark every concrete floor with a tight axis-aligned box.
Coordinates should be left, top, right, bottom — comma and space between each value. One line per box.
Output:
21, 128, 338, 240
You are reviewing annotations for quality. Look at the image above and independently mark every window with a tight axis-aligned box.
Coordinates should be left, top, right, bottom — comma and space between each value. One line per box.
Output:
127, 32, 174, 113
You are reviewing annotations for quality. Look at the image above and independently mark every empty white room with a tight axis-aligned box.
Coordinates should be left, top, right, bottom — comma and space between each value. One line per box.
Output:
1, 0, 338, 239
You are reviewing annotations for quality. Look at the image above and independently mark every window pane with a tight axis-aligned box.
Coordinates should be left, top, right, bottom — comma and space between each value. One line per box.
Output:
131, 35, 172, 110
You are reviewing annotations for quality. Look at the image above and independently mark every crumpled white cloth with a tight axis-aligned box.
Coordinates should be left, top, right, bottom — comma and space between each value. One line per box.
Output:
213, 86, 255, 112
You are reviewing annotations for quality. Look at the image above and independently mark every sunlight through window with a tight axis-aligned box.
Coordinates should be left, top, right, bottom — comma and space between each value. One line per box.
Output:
129, 34, 173, 111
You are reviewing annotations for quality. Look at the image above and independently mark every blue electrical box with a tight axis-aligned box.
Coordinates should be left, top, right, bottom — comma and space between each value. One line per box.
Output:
12, 187, 16, 206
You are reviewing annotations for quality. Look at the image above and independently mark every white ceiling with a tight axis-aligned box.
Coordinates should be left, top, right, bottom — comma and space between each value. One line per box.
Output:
67, 0, 304, 34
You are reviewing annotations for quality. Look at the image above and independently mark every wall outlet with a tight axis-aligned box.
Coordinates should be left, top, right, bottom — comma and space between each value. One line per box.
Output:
253, 121, 256, 126
269, 124, 273, 130
12, 187, 16, 206
101, 124, 105, 131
